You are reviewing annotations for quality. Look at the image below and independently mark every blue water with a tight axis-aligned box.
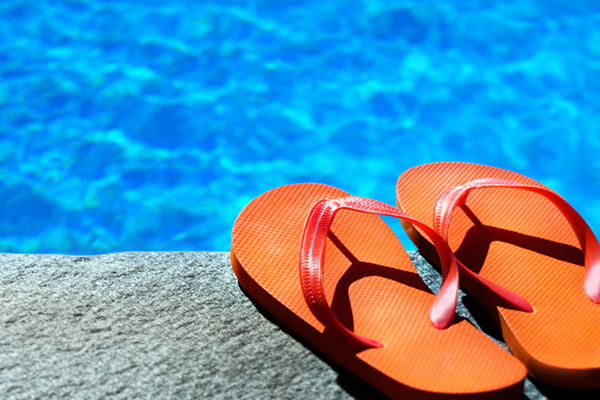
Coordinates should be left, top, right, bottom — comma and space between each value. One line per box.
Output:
1, 1, 599, 254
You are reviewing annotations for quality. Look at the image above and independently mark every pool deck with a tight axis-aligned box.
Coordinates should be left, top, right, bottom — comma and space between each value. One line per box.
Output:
0, 251, 595, 399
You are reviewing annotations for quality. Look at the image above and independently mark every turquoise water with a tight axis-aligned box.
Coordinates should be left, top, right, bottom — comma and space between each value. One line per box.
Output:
1, 1, 599, 254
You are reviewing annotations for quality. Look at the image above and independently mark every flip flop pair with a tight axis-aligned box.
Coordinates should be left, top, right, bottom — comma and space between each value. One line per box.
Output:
231, 162, 600, 399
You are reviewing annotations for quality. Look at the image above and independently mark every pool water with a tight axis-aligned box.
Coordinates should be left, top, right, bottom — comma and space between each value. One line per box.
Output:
1, 0, 599, 254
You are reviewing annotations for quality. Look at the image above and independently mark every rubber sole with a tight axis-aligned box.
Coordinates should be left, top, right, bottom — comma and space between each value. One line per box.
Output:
231, 183, 526, 399
396, 162, 600, 389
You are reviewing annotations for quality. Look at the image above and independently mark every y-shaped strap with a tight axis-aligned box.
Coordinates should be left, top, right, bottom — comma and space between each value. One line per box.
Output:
434, 178, 600, 305
299, 196, 459, 350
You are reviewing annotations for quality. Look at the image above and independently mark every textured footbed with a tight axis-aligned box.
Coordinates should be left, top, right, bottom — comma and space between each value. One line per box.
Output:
396, 162, 600, 389
231, 183, 526, 400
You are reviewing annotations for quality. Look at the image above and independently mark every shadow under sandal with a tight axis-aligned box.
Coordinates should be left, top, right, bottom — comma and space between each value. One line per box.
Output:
396, 162, 600, 389
231, 182, 526, 399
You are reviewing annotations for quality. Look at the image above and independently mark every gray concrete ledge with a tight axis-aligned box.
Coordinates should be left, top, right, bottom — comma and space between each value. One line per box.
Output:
0, 251, 596, 399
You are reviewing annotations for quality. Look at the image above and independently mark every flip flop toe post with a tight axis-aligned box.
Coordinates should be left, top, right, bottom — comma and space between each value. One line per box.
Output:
231, 183, 526, 399
396, 162, 600, 389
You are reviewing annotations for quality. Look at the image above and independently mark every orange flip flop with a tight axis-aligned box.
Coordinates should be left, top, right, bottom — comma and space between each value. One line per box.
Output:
396, 162, 600, 389
231, 183, 526, 399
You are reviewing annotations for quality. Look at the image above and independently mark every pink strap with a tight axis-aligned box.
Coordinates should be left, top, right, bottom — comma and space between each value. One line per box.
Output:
434, 178, 600, 305
299, 196, 459, 350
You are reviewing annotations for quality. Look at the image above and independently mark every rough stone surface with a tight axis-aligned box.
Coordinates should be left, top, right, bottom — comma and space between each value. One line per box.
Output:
0, 251, 598, 399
